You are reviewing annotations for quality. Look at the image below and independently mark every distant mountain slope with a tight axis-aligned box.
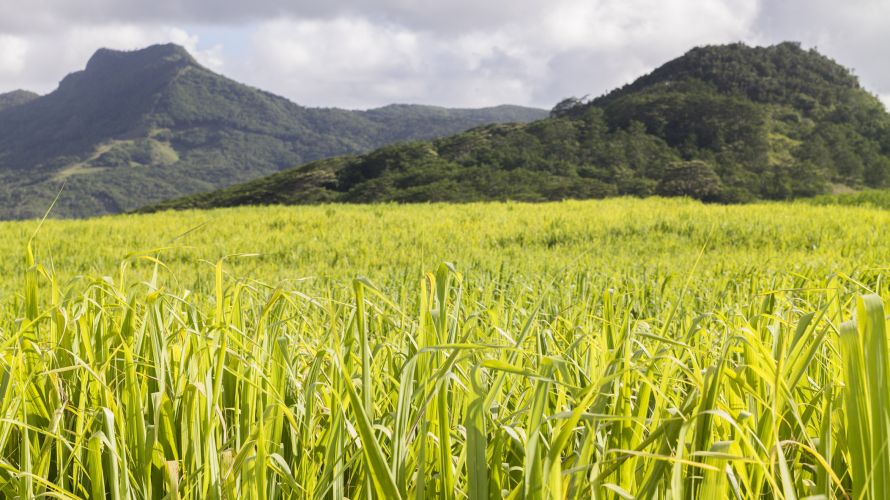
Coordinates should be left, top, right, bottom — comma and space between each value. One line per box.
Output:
0, 44, 546, 219
145, 42, 890, 212
0, 90, 38, 111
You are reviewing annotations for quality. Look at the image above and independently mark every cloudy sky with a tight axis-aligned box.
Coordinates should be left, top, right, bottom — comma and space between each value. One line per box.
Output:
0, 0, 887, 110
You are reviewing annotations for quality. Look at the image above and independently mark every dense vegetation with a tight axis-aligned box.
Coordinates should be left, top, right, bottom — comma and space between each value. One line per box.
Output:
149, 42, 890, 212
2, 198, 890, 497
0, 44, 546, 219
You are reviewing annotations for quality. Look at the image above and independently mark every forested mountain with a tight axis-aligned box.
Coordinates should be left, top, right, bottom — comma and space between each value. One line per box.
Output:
0, 44, 546, 219
145, 41, 890, 212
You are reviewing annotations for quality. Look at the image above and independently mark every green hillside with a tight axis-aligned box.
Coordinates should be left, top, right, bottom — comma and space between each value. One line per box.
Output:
146, 42, 890, 212
0, 44, 546, 219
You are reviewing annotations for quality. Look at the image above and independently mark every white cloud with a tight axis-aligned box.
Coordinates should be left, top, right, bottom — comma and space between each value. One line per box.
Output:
164, 28, 225, 71
229, 0, 761, 108
0, 35, 27, 77
239, 17, 539, 108
255, 19, 419, 76
0, 24, 222, 94
541, 0, 755, 52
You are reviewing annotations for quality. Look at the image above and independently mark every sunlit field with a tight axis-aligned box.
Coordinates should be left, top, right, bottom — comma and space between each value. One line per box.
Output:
2, 197, 890, 498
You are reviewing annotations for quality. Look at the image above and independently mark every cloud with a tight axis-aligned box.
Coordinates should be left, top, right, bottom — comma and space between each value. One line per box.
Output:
239, 18, 538, 108
0, 0, 584, 34
0, 35, 27, 77
231, 0, 760, 108
0, 24, 223, 94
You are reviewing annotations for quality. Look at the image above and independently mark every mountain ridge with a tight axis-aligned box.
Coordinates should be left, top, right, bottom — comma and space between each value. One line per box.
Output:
0, 44, 547, 219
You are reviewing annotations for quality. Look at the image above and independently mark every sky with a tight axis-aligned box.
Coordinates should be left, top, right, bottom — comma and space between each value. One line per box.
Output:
0, 0, 887, 110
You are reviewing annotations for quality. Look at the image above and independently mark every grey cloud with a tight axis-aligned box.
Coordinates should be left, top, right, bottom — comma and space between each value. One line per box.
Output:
538, 49, 652, 104
0, 0, 535, 33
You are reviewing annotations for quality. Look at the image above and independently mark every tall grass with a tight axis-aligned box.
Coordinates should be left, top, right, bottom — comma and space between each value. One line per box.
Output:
0, 198, 889, 497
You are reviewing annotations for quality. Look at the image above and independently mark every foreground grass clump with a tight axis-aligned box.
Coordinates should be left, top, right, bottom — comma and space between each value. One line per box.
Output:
2, 198, 890, 498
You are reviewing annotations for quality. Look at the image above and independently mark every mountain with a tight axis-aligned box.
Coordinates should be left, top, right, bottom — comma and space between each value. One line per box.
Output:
0, 44, 547, 219
0, 90, 38, 111
144, 41, 890, 212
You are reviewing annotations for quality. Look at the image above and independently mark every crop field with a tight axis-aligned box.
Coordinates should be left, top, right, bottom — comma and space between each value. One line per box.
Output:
2, 197, 890, 498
